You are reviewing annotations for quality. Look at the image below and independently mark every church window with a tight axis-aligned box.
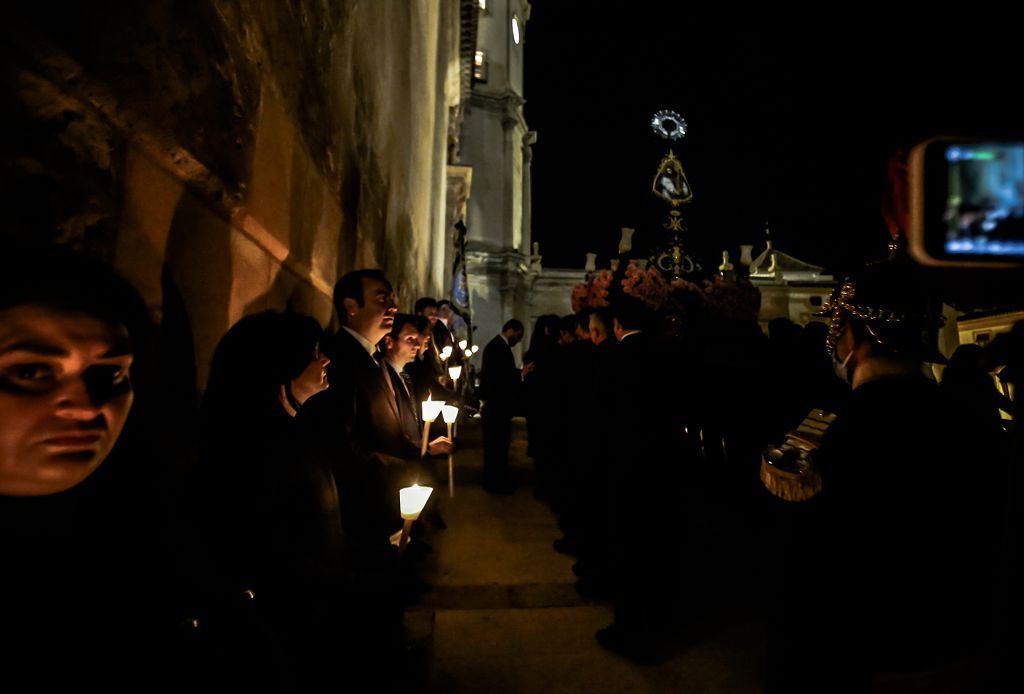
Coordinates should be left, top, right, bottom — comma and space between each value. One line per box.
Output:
474, 50, 488, 82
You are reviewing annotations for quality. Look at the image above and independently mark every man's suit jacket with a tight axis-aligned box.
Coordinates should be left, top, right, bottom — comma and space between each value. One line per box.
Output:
481, 334, 519, 417
385, 362, 423, 450
296, 330, 417, 566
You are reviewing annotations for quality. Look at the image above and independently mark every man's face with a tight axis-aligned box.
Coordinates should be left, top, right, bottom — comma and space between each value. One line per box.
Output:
437, 304, 453, 324
507, 329, 524, 348
0, 305, 135, 496
385, 324, 421, 367
589, 316, 607, 346
346, 277, 397, 343
420, 306, 438, 326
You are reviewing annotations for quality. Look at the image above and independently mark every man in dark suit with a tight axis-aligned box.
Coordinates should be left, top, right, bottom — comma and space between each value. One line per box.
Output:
595, 297, 682, 663
408, 297, 450, 403
480, 319, 526, 493
295, 270, 450, 681
380, 313, 434, 471
382, 313, 447, 531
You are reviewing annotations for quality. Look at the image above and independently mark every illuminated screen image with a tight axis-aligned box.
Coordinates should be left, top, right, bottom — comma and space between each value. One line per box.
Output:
944, 143, 1024, 256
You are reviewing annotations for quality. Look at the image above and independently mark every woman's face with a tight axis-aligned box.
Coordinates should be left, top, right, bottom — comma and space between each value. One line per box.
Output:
291, 343, 329, 405
0, 305, 134, 496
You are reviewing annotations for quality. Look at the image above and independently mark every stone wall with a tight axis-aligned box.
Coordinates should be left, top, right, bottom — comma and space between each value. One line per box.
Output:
1, 0, 464, 390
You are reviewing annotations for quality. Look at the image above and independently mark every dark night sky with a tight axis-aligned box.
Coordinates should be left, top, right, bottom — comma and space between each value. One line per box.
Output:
524, 10, 1021, 276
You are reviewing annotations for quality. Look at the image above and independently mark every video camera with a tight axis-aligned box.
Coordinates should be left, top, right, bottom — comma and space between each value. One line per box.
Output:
908, 138, 1024, 269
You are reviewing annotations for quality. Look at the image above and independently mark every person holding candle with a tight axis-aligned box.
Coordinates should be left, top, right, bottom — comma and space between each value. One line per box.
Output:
190, 310, 333, 684
294, 269, 419, 683
409, 301, 457, 402
380, 313, 452, 466
380, 314, 449, 574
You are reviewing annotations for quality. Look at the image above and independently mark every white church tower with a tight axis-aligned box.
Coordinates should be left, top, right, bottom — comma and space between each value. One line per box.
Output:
460, 0, 537, 357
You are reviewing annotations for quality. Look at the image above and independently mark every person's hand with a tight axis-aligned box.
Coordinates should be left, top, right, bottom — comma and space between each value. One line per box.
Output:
521, 362, 536, 379
428, 436, 453, 456
389, 528, 405, 547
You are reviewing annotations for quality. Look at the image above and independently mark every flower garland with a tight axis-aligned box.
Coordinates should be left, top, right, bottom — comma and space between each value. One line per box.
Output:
570, 261, 761, 321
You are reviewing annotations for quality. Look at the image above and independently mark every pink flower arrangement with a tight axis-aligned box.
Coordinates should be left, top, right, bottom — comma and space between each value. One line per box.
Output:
570, 270, 613, 311
570, 283, 588, 313
587, 270, 612, 308
569, 263, 761, 322
621, 261, 669, 310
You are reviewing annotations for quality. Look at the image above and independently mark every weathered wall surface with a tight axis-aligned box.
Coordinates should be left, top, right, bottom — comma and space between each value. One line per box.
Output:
1, 0, 462, 390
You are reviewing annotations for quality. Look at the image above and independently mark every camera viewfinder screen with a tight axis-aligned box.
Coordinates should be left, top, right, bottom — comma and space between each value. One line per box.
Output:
944, 143, 1024, 257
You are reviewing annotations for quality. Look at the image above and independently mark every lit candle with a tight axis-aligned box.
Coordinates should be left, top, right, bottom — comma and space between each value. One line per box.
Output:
471, 344, 479, 354
448, 365, 462, 390
398, 484, 434, 552
400, 484, 434, 520
441, 405, 459, 498
441, 404, 459, 437
420, 396, 446, 457
464, 348, 472, 358
458, 339, 468, 351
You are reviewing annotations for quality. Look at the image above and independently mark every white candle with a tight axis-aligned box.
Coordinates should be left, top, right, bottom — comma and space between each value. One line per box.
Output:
441, 405, 459, 498
448, 365, 462, 383
399, 484, 433, 520
441, 404, 459, 428
398, 484, 434, 552
458, 339, 468, 351
421, 397, 445, 423
421, 397, 446, 456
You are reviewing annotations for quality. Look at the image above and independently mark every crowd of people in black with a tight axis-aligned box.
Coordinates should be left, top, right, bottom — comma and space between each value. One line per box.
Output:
2, 244, 1020, 692
520, 262, 1018, 691
1, 251, 480, 691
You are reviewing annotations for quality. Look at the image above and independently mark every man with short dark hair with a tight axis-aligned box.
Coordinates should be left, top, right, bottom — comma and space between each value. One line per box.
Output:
409, 297, 455, 404
480, 319, 525, 493
381, 314, 428, 457
296, 270, 449, 679
595, 296, 680, 662
413, 297, 438, 321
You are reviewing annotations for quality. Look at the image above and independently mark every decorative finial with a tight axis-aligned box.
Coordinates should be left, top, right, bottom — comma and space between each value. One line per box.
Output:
719, 250, 736, 281
651, 110, 687, 141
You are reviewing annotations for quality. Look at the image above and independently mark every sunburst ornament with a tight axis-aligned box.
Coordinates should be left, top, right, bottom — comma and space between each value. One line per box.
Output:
651, 110, 687, 141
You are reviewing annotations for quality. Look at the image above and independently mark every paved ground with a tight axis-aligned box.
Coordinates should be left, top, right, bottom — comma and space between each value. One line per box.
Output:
405, 417, 765, 693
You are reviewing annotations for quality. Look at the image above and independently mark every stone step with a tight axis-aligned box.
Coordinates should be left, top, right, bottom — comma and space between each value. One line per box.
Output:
411, 582, 591, 611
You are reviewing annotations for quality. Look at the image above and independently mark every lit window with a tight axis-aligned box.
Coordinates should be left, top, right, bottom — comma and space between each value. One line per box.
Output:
512, 15, 521, 45
474, 50, 488, 82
